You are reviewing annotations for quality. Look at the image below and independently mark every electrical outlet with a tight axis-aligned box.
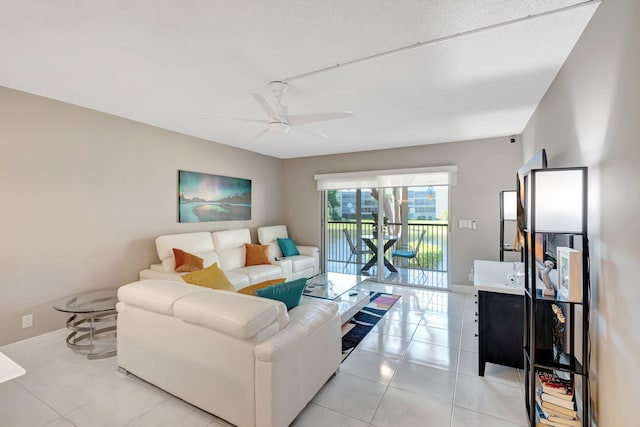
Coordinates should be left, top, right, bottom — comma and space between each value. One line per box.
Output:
22, 314, 33, 328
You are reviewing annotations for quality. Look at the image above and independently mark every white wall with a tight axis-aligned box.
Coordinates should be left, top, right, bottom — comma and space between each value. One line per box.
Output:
0, 86, 284, 346
520, 0, 639, 424
283, 137, 523, 286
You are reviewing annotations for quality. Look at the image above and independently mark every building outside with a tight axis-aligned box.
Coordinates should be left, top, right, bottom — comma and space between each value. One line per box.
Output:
335, 187, 448, 221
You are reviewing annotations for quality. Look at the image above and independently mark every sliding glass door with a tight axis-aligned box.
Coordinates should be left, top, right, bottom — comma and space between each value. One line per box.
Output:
324, 185, 449, 288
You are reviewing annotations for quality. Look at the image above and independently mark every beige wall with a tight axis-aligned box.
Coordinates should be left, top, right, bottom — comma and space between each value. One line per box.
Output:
283, 137, 523, 286
0, 86, 284, 346
520, 0, 639, 424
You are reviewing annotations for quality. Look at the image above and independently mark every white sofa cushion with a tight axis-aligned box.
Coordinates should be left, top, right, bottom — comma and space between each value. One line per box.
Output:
224, 270, 251, 289
174, 290, 289, 339
155, 232, 214, 261
286, 255, 315, 273
211, 228, 250, 251
236, 264, 285, 283
150, 263, 163, 272
257, 225, 288, 258
117, 279, 207, 315
212, 229, 252, 271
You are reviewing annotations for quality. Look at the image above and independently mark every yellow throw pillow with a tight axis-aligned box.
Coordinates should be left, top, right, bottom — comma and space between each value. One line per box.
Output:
245, 243, 271, 266
172, 248, 204, 272
181, 262, 235, 291
237, 278, 286, 296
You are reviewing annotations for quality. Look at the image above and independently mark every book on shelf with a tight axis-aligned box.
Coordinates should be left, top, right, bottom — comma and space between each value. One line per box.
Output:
541, 401, 578, 419
535, 401, 581, 427
537, 371, 574, 401
540, 392, 577, 410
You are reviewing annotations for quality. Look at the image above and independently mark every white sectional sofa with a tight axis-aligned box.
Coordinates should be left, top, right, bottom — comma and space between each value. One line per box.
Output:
257, 225, 320, 280
139, 229, 293, 289
117, 279, 341, 427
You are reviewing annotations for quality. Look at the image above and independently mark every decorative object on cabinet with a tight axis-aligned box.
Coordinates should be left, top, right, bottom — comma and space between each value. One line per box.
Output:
522, 166, 590, 427
557, 247, 583, 302
538, 259, 555, 296
551, 304, 566, 363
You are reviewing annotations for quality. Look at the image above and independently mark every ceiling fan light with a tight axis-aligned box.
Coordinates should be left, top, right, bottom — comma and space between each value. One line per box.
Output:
269, 121, 290, 133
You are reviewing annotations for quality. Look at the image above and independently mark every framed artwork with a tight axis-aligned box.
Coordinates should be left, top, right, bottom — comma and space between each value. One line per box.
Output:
178, 170, 251, 222
557, 246, 582, 302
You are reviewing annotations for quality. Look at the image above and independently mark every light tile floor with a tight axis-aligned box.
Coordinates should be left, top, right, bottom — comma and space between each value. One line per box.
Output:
0, 283, 528, 426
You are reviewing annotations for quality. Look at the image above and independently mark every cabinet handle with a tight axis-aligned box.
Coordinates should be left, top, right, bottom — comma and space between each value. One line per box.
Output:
474, 333, 478, 337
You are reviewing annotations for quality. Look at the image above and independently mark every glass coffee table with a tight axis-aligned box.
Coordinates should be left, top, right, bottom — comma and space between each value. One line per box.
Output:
53, 289, 118, 360
304, 272, 371, 324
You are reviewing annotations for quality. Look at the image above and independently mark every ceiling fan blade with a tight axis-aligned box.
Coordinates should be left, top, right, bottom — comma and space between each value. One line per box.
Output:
287, 111, 353, 126
308, 129, 329, 139
251, 128, 271, 139
251, 93, 279, 119
233, 118, 270, 124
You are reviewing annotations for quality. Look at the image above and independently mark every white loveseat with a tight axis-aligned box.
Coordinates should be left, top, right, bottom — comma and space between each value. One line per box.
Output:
257, 225, 320, 280
117, 279, 341, 427
139, 229, 292, 289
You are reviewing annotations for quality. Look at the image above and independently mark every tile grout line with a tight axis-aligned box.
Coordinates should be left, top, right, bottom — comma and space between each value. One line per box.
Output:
365, 288, 436, 426
13, 379, 79, 426
449, 296, 476, 427
366, 293, 413, 426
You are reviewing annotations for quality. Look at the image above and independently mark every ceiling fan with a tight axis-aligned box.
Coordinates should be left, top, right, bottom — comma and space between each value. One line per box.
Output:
245, 81, 353, 138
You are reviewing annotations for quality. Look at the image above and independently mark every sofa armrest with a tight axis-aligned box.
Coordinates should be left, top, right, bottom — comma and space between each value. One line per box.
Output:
173, 290, 289, 340
254, 299, 338, 362
296, 245, 319, 256
271, 258, 293, 282
296, 245, 320, 276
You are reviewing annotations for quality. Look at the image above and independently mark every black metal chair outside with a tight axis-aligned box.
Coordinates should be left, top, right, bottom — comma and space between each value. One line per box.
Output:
391, 229, 427, 278
343, 228, 371, 272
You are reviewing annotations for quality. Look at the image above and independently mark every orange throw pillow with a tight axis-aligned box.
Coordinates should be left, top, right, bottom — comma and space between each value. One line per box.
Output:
173, 248, 204, 272
245, 243, 271, 266
237, 278, 286, 295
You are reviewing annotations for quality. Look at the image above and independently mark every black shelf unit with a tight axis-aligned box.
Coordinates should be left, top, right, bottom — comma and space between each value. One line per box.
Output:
522, 167, 590, 426
499, 190, 522, 261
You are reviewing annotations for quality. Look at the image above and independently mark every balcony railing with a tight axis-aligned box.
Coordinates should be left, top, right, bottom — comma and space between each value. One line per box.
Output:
326, 221, 448, 274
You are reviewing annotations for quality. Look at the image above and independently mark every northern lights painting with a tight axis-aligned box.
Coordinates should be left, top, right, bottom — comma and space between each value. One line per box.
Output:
178, 170, 251, 222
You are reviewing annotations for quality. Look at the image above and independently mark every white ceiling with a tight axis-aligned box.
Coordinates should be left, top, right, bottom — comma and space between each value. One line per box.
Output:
0, 1, 599, 159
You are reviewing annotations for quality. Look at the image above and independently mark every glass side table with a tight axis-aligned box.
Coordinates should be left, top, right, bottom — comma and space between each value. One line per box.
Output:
53, 289, 118, 360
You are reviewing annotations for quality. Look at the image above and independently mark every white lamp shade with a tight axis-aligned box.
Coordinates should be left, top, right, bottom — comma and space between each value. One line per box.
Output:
502, 191, 517, 220
533, 169, 585, 233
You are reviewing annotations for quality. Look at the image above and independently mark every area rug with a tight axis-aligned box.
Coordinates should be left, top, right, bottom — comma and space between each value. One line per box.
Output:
341, 292, 401, 361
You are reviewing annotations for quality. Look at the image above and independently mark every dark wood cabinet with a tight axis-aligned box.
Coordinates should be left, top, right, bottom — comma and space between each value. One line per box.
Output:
478, 291, 523, 375
478, 290, 553, 376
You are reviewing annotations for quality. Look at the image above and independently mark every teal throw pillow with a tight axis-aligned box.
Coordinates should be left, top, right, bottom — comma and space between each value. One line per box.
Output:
277, 237, 300, 257
256, 278, 306, 310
